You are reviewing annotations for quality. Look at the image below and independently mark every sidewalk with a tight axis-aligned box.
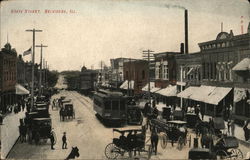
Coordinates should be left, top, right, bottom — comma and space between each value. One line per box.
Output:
1, 109, 26, 159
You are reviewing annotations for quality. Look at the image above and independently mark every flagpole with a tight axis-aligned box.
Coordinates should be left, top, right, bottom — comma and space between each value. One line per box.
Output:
26, 29, 42, 111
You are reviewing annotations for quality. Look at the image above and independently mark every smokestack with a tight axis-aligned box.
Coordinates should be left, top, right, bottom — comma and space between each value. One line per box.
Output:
185, 9, 188, 54
180, 43, 184, 54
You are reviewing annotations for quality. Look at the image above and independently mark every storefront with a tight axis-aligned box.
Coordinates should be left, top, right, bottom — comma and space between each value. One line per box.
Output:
177, 85, 233, 118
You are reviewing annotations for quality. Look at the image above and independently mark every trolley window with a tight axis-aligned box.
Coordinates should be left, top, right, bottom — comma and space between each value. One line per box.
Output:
120, 100, 125, 110
104, 100, 111, 110
112, 100, 119, 110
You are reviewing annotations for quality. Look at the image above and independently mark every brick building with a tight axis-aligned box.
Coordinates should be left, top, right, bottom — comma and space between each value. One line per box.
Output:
177, 22, 250, 122
154, 52, 180, 88
0, 43, 17, 113
123, 60, 148, 95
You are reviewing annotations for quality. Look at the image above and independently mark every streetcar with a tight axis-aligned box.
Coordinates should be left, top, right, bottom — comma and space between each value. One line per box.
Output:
93, 89, 127, 124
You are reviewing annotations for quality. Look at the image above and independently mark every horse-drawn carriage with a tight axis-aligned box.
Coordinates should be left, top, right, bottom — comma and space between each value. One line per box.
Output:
185, 112, 199, 128
150, 119, 191, 150
105, 128, 152, 159
28, 117, 56, 144
127, 106, 143, 125
60, 102, 75, 120
214, 136, 243, 159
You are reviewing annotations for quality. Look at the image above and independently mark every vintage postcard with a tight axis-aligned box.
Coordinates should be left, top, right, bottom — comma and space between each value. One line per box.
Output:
0, 0, 250, 159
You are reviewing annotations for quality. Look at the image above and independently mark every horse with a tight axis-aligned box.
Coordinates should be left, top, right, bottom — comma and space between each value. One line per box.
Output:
195, 121, 211, 136
200, 127, 214, 149
65, 147, 80, 160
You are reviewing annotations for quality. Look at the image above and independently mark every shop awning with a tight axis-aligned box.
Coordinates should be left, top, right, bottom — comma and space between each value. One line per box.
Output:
177, 86, 200, 99
156, 85, 177, 97
16, 83, 30, 95
150, 87, 161, 93
177, 81, 186, 86
142, 82, 155, 91
203, 87, 232, 105
177, 85, 232, 105
120, 80, 134, 89
232, 58, 250, 71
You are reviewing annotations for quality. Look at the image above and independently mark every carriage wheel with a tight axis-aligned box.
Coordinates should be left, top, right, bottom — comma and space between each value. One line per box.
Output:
147, 145, 152, 160
216, 150, 229, 160
104, 143, 120, 159
160, 133, 168, 149
230, 148, 243, 160
52, 131, 57, 145
177, 136, 184, 150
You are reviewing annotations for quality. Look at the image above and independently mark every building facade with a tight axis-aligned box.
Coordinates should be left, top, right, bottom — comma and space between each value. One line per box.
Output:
154, 52, 180, 88
176, 22, 250, 122
123, 60, 148, 95
0, 43, 17, 113
79, 66, 98, 94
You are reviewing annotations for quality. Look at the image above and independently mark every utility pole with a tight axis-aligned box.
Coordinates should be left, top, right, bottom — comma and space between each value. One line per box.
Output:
127, 58, 131, 96
180, 65, 183, 109
35, 44, 48, 96
25, 29, 42, 111
43, 58, 45, 86
143, 49, 154, 105
45, 61, 48, 88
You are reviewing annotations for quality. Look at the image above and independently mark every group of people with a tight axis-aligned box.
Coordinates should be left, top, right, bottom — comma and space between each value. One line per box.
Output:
50, 131, 67, 150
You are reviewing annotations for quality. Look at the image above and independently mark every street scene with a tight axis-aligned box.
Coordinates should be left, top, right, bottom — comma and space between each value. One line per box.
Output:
1, 0, 250, 159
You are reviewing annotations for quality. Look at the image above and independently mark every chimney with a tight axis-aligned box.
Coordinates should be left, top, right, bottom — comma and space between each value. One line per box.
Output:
180, 43, 184, 54
185, 9, 188, 54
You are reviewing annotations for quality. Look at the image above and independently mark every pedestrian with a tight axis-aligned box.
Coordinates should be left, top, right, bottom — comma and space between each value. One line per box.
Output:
59, 108, 63, 121
231, 120, 235, 136
195, 104, 200, 117
151, 127, 159, 155
243, 120, 250, 141
62, 132, 67, 149
50, 131, 55, 150
200, 106, 205, 120
227, 120, 231, 135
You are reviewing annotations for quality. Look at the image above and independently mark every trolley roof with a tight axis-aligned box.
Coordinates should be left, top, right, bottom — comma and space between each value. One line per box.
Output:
95, 89, 124, 98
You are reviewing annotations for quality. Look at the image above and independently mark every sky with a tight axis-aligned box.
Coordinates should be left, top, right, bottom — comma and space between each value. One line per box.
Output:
1, 0, 250, 71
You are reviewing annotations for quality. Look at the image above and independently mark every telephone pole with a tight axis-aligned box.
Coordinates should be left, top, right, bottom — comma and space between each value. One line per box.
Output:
143, 49, 154, 105
35, 44, 48, 96
25, 29, 42, 111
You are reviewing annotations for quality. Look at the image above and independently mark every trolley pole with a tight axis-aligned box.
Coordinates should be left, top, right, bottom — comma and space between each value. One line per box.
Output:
25, 29, 42, 111
35, 44, 48, 96
143, 50, 154, 106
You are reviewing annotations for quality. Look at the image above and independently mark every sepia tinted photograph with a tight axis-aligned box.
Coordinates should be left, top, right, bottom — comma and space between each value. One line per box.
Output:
0, 0, 250, 159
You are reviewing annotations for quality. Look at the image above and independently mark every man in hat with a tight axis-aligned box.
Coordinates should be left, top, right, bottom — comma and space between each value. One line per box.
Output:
62, 132, 67, 149
50, 129, 55, 150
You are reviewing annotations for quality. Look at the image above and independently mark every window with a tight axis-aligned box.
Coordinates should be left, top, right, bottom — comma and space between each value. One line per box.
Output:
162, 61, 169, 80
104, 101, 111, 110
112, 100, 119, 110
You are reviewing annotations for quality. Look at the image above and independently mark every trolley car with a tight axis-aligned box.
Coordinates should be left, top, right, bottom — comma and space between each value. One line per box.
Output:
93, 89, 127, 124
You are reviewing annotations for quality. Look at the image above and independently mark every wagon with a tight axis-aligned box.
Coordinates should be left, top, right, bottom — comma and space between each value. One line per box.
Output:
28, 118, 56, 144
162, 107, 171, 121
104, 128, 152, 159
185, 113, 199, 128
150, 119, 191, 150
63, 103, 75, 119
188, 148, 216, 160
214, 136, 243, 159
